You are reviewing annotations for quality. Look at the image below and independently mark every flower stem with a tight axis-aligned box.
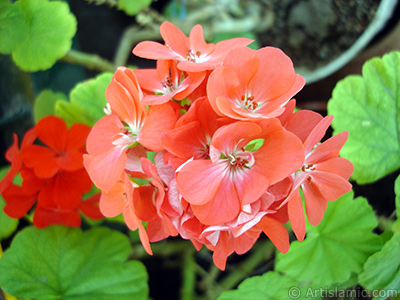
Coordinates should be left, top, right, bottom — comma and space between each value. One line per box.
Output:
129, 240, 193, 259
113, 25, 161, 67
60, 49, 115, 72
219, 241, 275, 291
181, 248, 197, 300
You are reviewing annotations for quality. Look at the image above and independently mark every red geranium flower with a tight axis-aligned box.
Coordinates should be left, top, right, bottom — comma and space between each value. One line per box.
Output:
0, 116, 102, 228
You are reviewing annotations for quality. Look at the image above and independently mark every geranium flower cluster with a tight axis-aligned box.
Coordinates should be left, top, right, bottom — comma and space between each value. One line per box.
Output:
83, 22, 354, 269
0, 116, 103, 227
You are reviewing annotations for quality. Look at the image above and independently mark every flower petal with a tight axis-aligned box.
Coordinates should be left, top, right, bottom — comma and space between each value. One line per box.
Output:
35, 116, 68, 152
86, 114, 123, 156
22, 145, 59, 178
287, 191, 306, 241
80, 193, 103, 220
3, 184, 36, 218
160, 21, 188, 57
177, 159, 227, 206
256, 215, 289, 253
138, 103, 177, 151
133, 185, 158, 222
0, 134, 23, 193
302, 179, 328, 226
250, 47, 304, 103
254, 119, 304, 185
33, 205, 81, 228
207, 65, 240, 116
83, 146, 127, 193
316, 157, 354, 180
303, 115, 334, 154
212, 38, 254, 62
99, 179, 128, 217
222, 47, 259, 89
233, 230, 259, 254
310, 170, 352, 201
212, 231, 234, 271
65, 123, 91, 152
161, 121, 206, 159
191, 174, 241, 225
133, 41, 182, 60
106, 67, 145, 125
284, 110, 324, 143
307, 131, 349, 164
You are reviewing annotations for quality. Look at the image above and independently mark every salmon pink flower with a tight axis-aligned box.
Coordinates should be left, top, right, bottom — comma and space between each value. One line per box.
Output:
207, 47, 305, 120
174, 177, 293, 270
177, 118, 304, 225
161, 97, 232, 169
99, 173, 152, 255
134, 60, 206, 105
84, 67, 177, 192
282, 115, 354, 241
132, 21, 253, 73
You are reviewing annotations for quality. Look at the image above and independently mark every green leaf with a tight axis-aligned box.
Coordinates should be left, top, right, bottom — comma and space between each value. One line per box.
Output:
118, 0, 152, 16
0, 167, 19, 241
0, 0, 27, 54
396, 174, 400, 219
12, 0, 77, 71
212, 32, 260, 50
33, 89, 68, 123
276, 192, 381, 286
0, 226, 148, 300
0, 197, 18, 241
55, 72, 113, 127
245, 138, 265, 152
218, 271, 322, 300
359, 234, 400, 300
327, 51, 400, 184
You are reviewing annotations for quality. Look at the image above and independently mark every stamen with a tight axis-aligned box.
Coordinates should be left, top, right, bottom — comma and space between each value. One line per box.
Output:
228, 151, 255, 168
302, 164, 316, 172
240, 94, 259, 112
186, 49, 202, 62
161, 76, 175, 94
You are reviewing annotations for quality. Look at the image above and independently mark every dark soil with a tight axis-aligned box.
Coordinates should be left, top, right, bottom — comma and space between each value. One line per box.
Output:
259, 0, 380, 70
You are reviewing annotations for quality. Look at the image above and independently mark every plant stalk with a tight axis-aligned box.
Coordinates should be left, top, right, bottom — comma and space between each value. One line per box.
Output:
60, 49, 115, 72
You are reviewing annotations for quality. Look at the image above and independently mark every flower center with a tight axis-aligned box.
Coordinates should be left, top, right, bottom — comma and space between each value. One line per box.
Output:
240, 94, 259, 112
228, 151, 255, 169
112, 126, 138, 148
301, 163, 316, 172
161, 76, 176, 94
186, 49, 202, 63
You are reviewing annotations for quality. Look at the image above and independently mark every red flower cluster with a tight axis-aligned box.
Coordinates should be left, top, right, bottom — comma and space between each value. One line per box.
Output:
84, 22, 353, 269
0, 116, 103, 227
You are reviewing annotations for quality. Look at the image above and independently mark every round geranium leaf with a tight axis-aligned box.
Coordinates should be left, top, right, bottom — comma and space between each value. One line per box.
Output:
0, 226, 149, 300
0, 167, 19, 241
359, 234, 400, 300
12, 0, 77, 72
118, 0, 152, 16
276, 192, 381, 286
0, 0, 28, 54
218, 271, 322, 300
34, 89, 68, 123
55, 72, 113, 127
328, 51, 400, 184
